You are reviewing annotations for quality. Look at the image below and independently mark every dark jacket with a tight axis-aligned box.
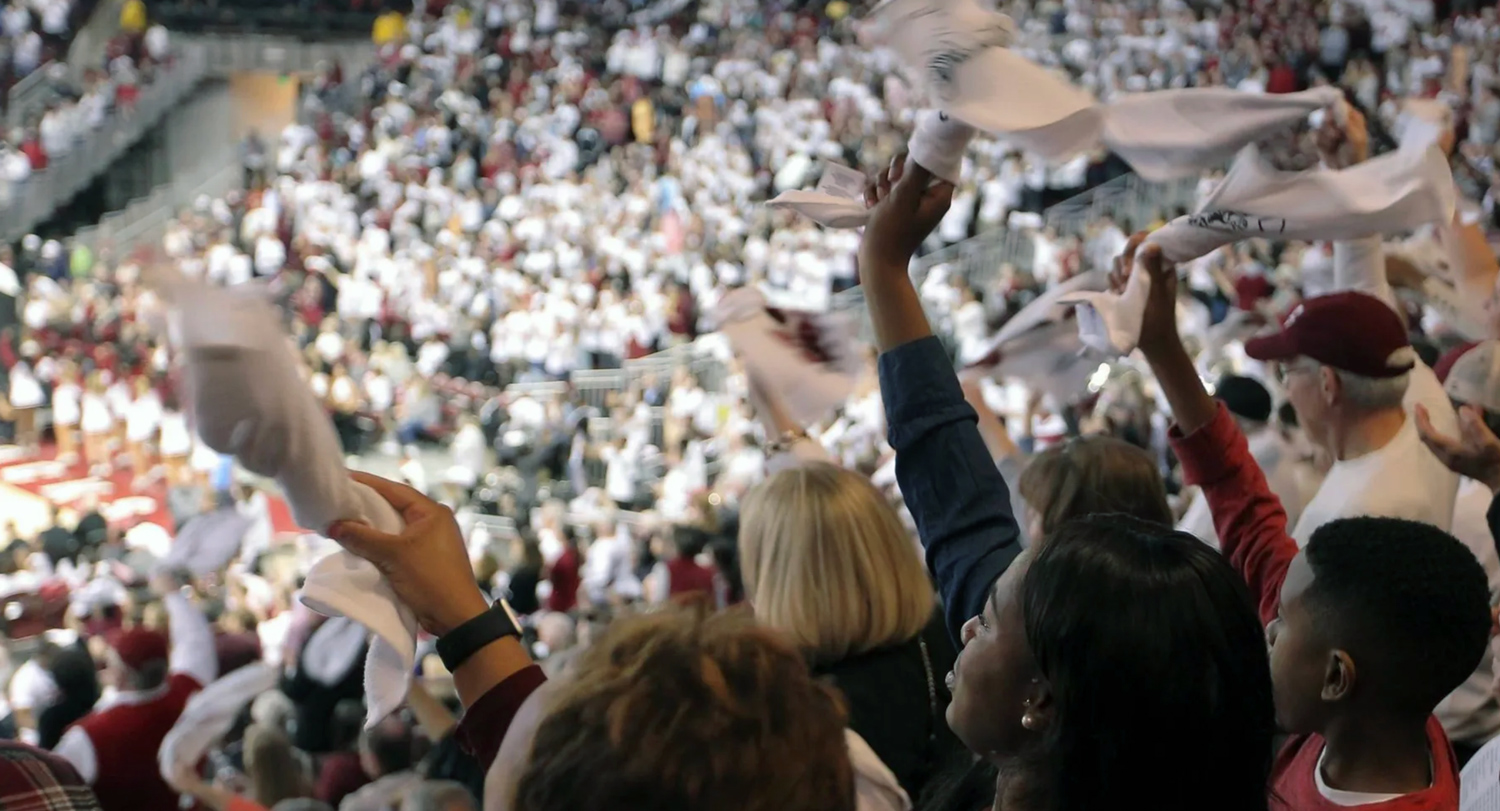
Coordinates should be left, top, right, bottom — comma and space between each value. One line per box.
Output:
815, 612, 964, 802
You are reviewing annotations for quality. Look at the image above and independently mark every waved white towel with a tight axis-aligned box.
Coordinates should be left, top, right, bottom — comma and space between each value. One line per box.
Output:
159, 507, 255, 577
768, 111, 977, 229
168, 281, 415, 727
769, 82, 1339, 229
1060, 142, 1457, 356
715, 287, 866, 427
158, 663, 279, 786
864, 0, 1340, 176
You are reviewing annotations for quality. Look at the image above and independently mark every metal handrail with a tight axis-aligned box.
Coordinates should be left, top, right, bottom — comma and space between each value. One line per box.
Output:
910, 172, 1200, 289
0, 43, 209, 241
183, 34, 373, 76
6, 63, 59, 128
72, 157, 240, 253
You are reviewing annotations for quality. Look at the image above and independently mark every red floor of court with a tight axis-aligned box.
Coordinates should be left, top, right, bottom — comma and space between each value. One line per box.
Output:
0, 444, 303, 538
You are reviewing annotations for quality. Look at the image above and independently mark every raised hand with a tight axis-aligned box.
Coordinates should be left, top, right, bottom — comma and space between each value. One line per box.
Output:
859, 153, 955, 272
329, 472, 491, 637
1416, 404, 1500, 492
1316, 104, 1369, 170
1124, 237, 1182, 361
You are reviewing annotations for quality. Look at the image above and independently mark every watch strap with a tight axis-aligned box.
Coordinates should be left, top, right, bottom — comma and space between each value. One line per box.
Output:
435, 601, 521, 673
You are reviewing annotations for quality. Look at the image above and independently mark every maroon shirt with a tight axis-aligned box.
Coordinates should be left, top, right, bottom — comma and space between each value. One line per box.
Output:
315, 751, 370, 808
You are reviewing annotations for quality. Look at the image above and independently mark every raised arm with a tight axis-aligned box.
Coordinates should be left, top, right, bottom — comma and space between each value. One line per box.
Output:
1417, 403, 1500, 562
328, 473, 541, 771
861, 155, 1024, 642
1131, 240, 1297, 624
1319, 107, 1402, 314
158, 578, 218, 688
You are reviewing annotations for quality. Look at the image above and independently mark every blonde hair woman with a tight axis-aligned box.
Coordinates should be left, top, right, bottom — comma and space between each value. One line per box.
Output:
740, 457, 962, 802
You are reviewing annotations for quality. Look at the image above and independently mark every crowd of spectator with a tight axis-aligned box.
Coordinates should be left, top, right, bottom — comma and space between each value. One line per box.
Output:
0, 0, 1496, 811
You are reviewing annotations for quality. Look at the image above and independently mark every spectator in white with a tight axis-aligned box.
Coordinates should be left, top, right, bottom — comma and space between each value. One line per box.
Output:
1243, 291, 1459, 545
1, 1, 26, 40
1177, 375, 1314, 547
54, 574, 217, 811
143, 24, 169, 64
37, 0, 67, 45
601, 437, 640, 511
445, 415, 487, 490
12, 28, 38, 76
38, 102, 72, 160
582, 517, 640, 604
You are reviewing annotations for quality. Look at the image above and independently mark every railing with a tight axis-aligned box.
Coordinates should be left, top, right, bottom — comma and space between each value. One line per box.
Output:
908, 172, 1200, 291
184, 34, 372, 76
72, 157, 241, 253
6, 63, 62, 129
504, 341, 733, 412
0, 43, 209, 241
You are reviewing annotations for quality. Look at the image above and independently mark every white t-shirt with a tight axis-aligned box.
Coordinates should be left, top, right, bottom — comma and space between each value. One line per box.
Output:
1291, 416, 1459, 546
1180, 427, 1316, 548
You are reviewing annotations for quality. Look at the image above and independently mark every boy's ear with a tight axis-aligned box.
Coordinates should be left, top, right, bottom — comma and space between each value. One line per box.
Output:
1321, 649, 1357, 702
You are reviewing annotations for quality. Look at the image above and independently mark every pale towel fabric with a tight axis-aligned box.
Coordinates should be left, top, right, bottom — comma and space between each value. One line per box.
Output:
967, 272, 1113, 403
167, 280, 415, 726
768, 110, 977, 227
715, 286, 866, 427
770, 88, 1341, 228
158, 507, 255, 577
1062, 141, 1458, 355
158, 663, 280, 786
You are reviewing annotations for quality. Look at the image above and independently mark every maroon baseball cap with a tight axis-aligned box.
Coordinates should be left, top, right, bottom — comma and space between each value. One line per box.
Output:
1245, 292, 1417, 379
108, 627, 169, 671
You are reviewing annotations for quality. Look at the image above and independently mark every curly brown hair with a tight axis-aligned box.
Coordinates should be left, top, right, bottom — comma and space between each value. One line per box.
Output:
513, 606, 855, 811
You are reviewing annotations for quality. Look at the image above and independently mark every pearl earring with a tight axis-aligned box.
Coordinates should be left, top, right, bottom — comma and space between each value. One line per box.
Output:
1021, 713, 1038, 730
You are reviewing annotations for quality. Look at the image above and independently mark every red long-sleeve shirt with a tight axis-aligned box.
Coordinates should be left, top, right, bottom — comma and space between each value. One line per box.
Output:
1170, 402, 1460, 811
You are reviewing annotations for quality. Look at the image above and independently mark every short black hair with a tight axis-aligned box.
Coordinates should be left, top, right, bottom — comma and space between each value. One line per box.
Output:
1216, 375, 1273, 424
1304, 517, 1492, 715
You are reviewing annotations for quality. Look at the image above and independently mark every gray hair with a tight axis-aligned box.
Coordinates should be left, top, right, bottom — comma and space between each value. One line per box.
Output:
401, 781, 478, 811
1333, 369, 1410, 412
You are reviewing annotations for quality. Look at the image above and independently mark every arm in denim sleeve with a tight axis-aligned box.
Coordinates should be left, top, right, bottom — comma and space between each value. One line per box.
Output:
880, 337, 1024, 643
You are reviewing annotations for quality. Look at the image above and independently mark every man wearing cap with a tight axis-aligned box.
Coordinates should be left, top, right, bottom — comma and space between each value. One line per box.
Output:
53, 574, 216, 811
1426, 339, 1500, 760
1245, 290, 1460, 545
1177, 374, 1316, 547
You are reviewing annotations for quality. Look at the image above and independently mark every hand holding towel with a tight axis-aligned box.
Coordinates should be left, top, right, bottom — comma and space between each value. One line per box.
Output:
1061, 142, 1456, 356
167, 280, 415, 726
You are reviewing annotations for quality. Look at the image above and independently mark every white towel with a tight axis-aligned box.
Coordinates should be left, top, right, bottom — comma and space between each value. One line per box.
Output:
167, 281, 415, 727
715, 287, 866, 427
299, 615, 371, 687
158, 663, 279, 786
1061, 142, 1457, 356
159, 507, 255, 577
863, 0, 1341, 176
767, 111, 976, 229
965, 273, 1112, 403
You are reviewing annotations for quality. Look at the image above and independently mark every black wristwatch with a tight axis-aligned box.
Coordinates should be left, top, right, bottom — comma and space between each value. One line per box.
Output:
435, 600, 522, 672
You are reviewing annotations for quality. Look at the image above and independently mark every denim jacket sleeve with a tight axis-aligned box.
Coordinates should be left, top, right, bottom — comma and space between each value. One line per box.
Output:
879, 336, 1024, 643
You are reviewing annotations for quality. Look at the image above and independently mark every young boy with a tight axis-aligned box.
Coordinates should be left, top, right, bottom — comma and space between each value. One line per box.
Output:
1132, 240, 1492, 810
